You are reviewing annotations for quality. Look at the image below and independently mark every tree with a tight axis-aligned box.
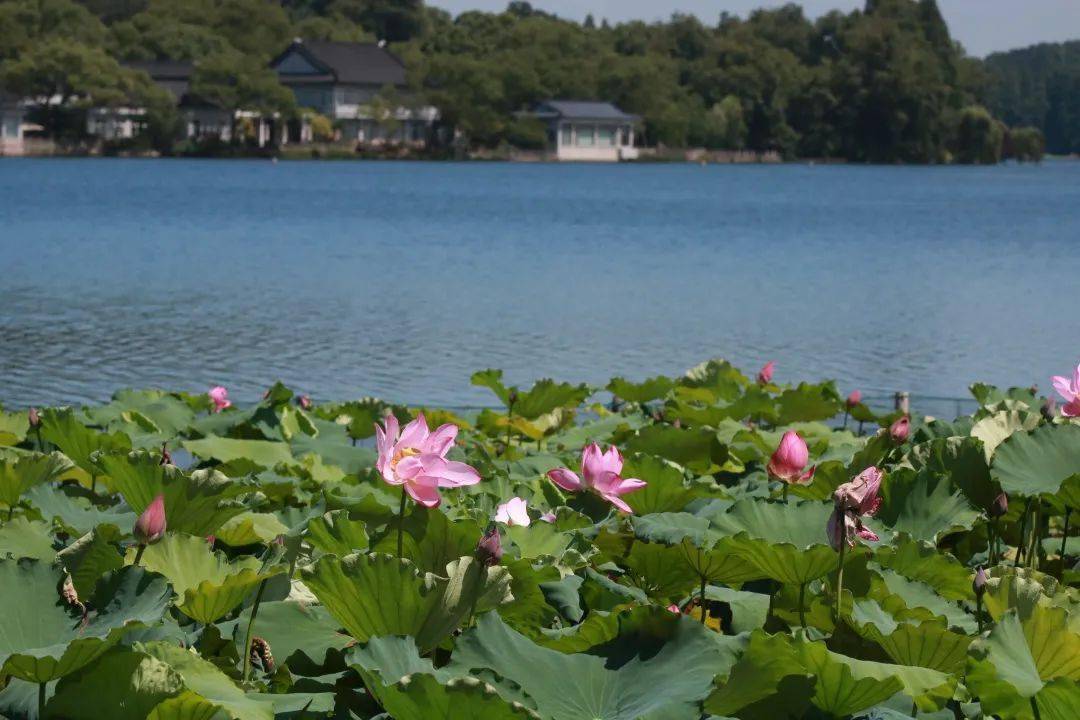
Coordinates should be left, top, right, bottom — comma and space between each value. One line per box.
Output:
1005, 126, 1044, 162
190, 49, 296, 142
0, 0, 108, 59
951, 105, 1004, 164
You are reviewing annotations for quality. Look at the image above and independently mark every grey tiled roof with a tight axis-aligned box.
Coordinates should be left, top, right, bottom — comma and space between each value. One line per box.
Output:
273, 40, 407, 87
536, 100, 637, 121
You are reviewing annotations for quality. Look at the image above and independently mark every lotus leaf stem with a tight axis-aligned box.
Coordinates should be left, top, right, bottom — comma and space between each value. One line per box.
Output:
1061, 508, 1072, 568
798, 583, 807, 628
38, 682, 45, 718
1031, 695, 1042, 720
1016, 498, 1033, 568
242, 578, 269, 683
699, 576, 707, 625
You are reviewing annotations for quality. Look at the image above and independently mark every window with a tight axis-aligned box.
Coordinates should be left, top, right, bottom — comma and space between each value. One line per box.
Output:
576, 125, 595, 147
597, 127, 614, 147
560, 125, 572, 146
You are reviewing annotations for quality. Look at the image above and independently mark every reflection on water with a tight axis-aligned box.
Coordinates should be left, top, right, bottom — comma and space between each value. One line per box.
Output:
1, 158, 1078, 409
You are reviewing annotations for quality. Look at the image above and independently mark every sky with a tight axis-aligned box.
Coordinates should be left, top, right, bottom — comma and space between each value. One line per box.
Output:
430, 1, 1080, 57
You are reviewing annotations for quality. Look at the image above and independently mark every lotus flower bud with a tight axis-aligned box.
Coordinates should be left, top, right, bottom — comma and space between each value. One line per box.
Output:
160, 442, 172, 466
889, 415, 910, 443
250, 636, 275, 674
297, 394, 312, 410
1042, 396, 1057, 422
475, 526, 503, 567
846, 390, 862, 409
28, 407, 40, 428
989, 492, 1008, 518
757, 361, 775, 385
134, 493, 167, 545
208, 386, 231, 413
766, 431, 814, 484
973, 566, 987, 597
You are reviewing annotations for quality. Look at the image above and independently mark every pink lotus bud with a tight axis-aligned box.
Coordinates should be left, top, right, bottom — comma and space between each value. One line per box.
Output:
889, 415, 910, 443
756, 361, 775, 385
297, 394, 312, 410
666, 603, 681, 615
28, 407, 40, 428
475, 526, 503, 567
990, 492, 1008, 518
973, 566, 987, 597
134, 493, 167, 545
846, 390, 862, 408
766, 431, 815, 484
208, 386, 231, 413
160, 442, 172, 466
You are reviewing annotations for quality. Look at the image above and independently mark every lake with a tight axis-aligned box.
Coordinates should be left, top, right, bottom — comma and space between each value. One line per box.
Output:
1, 158, 1078, 414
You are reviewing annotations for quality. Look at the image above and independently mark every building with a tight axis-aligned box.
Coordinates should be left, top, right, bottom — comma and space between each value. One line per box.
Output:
0, 92, 25, 156
527, 100, 639, 162
270, 39, 437, 145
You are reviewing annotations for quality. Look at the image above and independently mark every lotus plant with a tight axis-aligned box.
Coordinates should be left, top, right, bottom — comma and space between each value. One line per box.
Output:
547, 443, 646, 514
375, 412, 481, 557
209, 385, 232, 412
495, 496, 531, 527
1051, 363, 1080, 417
827, 467, 883, 622
133, 493, 166, 565
843, 390, 861, 430
767, 431, 815, 499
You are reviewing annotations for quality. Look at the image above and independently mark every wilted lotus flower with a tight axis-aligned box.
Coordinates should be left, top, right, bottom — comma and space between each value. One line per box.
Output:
1051, 364, 1080, 417
547, 443, 646, 513
28, 407, 40, 428
375, 413, 481, 508
973, 566, 987, 597
134, 493, 167, 545
494, 496, 531, 527
297, 394, 312, 410
889, 415, 910, 443
846, 390, 862, 408
757, 361, 775, 385
827, 467, 883, 550
208, 386, 231, 412
476, 526, 503, 566
989, 492, 1008, 518
767, 431, 815, 485
250, 636, 275, 674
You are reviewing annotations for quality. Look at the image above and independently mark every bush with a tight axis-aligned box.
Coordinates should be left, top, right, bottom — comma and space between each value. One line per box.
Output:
951, 106, 1005, 164
1005, 126, 1046, 162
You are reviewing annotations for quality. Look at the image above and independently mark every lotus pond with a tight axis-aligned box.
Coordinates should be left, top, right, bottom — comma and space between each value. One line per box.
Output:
0, 360, 1078, 720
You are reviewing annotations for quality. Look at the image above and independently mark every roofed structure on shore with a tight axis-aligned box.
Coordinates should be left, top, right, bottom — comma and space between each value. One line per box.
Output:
524, 100, 639, 162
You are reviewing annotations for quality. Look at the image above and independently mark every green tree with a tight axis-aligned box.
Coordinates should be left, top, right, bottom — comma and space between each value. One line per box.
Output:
1005, 126, 1045, 162
190, 49, 296, 142
0, 0, 108, 59
951, 105, 1004, 164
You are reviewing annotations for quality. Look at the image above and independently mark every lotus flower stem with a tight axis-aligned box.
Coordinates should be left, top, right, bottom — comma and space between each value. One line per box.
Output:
975, 594, 984, 633
133, 543, 146, 567
1028, 501, 1042, 570
833, 538, 847, 625
242, 578, 269, 683
38, 682, 45, 718
1015, 498, 1033, 568
798, 583, 807, 628
782, 483, 789, 502
841, 409, 849, 430
397, 488, 407, 560
989, 518, 1000, 565
1061, 509, 1072, 566
699, 576, 707, 625
1031, 695, 1042, 720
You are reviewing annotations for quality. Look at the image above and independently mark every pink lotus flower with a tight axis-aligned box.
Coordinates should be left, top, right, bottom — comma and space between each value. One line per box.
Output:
667, 603, 681, 615
827, 467, 883, 550
28, 407, 40, 427
846, 390, 862, 408
889, 415, 910, 443
134, 493, 167, 545
766, 431, 815, 484
494, 497, 531, 527
546, 443, 646, 514
757, 361, 775, 385
1051, 363, 1080, 417
297, 394, 312, 410
375, 413, 481, 508
208, 386, 231, 412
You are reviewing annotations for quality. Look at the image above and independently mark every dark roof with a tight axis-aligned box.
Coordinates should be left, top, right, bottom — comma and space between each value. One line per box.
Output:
533, 100, 637, 122
272, 40, 407, 87
124, 60, 194, 81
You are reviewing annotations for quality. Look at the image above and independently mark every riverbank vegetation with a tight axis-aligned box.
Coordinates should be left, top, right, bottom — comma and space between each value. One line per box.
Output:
0, 359, 1078, 718
0, 0, 1067, 162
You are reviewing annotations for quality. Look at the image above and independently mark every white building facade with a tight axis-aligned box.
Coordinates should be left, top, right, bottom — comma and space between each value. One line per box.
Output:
529, 100, 639, 162
0, 94, 25, 156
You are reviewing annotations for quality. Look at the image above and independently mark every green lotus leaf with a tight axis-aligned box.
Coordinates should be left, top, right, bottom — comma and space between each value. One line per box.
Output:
850, 598, 971, 673
231, 600, 351, 668
513, 379, 592, 420
181, 568, 272, 624
328, 397, 396, 441
694, 584, 771, 633
904, 436, 997, 511
372, 506, 483, 574
214, 512, 288, 547
547, 412, 646, 450
141, 641, 274, 720
622, 540, 701, 601
704, 630, 814, 719
0, 409, 29, 446
607, 376, 675, 404
971, 409, 1041, 461
967, 605, 1080, 720
471, 369, 513, 406
46, 647, 184, 720
621, 453, 712, 514
799, 641, 955, 714
679, 358, 747, 401
0, 451, 75, 515
305, 509, 370, 556
182, 436, 294, 468
24, 483, 135, 536
981, 566, 1076, 623
622, 424, 728, 474
874, 536, 975, 602
775, 382, 843, 424
991, 424, 1080, 499
0, 561, 171, 683
100, 453, 253, 537
57, 524, 124, 596
247, 691, 335, 718
632, 511, 715, 546
871, 569, 977, 633
38, 409, 132, 481
290, 431, 376, 474
0, 517, 56, 560
447, 610, 744, 720
875, 468, 980, 542
498, 558, 561, 632
709, 498, 839, 584
505, 521, 576, 560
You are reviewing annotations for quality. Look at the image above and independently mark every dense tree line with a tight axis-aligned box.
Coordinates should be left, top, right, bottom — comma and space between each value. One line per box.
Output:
0, 0, 1061, 161
983, 40, 1080, 155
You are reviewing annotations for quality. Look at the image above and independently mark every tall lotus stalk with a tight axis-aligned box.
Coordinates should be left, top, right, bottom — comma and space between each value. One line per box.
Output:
827, 467, 883, 624
843, 390, 861, 431
988, 492, 1007, 564
973, 566, 987, 633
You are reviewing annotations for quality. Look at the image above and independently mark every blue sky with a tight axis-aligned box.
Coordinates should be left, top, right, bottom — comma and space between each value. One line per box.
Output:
431, 1, 1080, 57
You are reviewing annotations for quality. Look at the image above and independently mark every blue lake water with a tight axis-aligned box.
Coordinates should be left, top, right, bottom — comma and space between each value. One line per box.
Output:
1, 158, 1078, 412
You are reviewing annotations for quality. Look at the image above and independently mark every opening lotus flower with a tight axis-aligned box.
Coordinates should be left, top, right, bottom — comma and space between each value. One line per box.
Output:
757, 361, 775, 385
766, 431, 815, 484
375, 412, 481, 508
546, 443, 646, 514
208, 386, 231, 412
134, 493, 167, 545
1051, 363, 1080, 417
494, 496, 531, 527
889, 415, 910, 443
827, 466, 883, 550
